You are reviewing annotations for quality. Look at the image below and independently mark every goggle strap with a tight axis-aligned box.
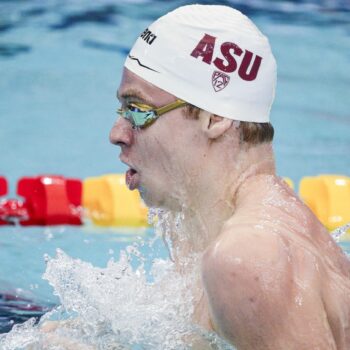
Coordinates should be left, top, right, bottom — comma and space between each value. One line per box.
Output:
155, 99, 187, 116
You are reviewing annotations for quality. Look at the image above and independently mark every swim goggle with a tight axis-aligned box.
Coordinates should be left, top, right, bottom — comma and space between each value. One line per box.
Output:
117, 99, 188, 129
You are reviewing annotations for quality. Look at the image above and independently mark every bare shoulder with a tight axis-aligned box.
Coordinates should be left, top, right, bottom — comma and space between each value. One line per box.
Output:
200, 225, 337, 349
202, 225, 288, 283
202, 224, 294, 307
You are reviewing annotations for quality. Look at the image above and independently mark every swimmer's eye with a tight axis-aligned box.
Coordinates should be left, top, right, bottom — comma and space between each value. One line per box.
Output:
116, 103, 158, 129
128, 102, 154, 112
116, 99, 188, 129
116, 102, 153, 114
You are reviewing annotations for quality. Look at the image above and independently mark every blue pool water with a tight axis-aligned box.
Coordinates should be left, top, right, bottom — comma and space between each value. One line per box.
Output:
1, 0, 349, 189
0, 0, 350, 338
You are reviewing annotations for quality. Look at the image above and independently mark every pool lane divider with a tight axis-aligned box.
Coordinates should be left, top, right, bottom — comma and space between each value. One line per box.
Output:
0, 174, 148, 227
0, 174, 349, 232
0, 175, 82, 226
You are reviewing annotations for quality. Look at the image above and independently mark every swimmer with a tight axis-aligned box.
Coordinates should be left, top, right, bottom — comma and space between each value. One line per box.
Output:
108, 4, 350, 350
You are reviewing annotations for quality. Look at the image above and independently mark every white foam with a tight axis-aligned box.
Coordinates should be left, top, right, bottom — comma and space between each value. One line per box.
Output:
0, 209, 235, 349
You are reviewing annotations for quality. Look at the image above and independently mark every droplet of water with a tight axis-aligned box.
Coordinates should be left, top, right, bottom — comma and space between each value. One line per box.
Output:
331, 222, 350, 243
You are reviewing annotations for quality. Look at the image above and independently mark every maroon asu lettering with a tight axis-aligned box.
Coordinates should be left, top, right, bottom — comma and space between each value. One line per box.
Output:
190, 33, 263, 84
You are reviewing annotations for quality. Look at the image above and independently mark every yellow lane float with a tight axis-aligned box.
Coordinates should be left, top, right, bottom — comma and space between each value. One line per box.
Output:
83, 174, 148, 227
299, 174, 350, 232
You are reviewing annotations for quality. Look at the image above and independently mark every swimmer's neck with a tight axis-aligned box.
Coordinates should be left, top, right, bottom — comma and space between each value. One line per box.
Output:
169, 143, 276, 262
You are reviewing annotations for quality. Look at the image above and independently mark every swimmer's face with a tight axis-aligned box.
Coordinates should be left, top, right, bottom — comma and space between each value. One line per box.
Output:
110, 68, 209, 209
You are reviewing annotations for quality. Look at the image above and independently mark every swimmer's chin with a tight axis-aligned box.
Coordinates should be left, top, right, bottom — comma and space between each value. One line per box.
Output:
140, 188, 183, 212
139, 187, 165, 208
138, 187, 159, 208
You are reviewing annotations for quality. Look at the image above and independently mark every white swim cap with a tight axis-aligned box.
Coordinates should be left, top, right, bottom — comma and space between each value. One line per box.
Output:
124, 5, 276, 123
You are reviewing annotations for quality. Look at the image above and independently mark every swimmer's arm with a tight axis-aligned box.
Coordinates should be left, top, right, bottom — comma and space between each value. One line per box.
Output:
40, 320, 129, 350
38, 321, 95, 350
202, 231, 337, 350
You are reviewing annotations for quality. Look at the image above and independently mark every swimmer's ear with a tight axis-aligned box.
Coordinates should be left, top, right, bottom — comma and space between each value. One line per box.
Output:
200, 111, 233, 139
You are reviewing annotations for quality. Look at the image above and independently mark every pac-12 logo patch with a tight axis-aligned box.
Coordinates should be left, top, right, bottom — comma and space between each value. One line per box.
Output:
212, 70, 230, 92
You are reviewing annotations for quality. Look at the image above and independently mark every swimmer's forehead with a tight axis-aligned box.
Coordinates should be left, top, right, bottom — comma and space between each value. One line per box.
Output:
117, 68, 178, 107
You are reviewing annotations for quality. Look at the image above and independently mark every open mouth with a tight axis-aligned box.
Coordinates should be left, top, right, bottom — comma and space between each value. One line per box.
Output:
125, 167, 140, 190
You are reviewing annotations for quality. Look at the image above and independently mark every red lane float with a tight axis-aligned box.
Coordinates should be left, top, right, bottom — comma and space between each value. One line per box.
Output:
0, 176, 9, 225
18, 175, 82, 226
0, 175, 82, 226
0, 176, 7, 196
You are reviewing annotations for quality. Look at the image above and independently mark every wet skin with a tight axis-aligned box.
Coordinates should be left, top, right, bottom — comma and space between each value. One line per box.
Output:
110, 68, 350, 349
202, 175, 350, 349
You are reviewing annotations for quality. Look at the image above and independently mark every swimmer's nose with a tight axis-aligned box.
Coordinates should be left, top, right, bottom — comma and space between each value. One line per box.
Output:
109, 117, 134, 147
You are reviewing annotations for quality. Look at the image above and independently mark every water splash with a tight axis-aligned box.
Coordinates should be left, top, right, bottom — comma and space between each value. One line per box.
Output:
331, 222, 350, 243
147, 208, 184, 262
0, 209, 235, 350
0, 318, 42, 350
